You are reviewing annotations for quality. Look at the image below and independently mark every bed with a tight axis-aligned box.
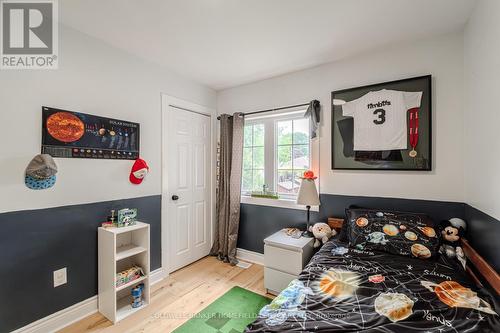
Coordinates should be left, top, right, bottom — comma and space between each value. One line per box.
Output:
245, 211, 500, 332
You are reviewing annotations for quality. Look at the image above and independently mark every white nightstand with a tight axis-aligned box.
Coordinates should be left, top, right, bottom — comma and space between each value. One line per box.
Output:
264, 230, 314, 295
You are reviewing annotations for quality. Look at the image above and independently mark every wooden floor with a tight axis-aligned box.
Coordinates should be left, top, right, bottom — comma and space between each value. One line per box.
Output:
59, 257, 270, 333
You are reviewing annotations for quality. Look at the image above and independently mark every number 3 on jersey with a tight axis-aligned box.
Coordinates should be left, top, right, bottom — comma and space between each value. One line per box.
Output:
373, 108, 386, 125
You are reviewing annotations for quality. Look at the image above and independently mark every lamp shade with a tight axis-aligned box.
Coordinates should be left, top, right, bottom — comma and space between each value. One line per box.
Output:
296, 179, 320, 206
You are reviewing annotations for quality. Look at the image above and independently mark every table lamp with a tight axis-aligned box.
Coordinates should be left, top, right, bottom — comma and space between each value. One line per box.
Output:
296, 171, 320, 237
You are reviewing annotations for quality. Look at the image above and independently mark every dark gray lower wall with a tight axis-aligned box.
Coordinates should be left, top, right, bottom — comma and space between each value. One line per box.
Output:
465, 205, 500, 272
2, 193, 498, 332
317, 194, 465, 222
0, 195, 161, 333
238, 204, 320, 253
238, 194, 500, 273
237, 193, 465, 254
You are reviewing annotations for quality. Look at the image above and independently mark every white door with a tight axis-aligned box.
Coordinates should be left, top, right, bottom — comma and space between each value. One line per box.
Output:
167, 105, 212, 272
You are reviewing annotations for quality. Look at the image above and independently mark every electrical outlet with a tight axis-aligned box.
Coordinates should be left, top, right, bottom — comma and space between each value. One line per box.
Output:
53, 267, 67, 287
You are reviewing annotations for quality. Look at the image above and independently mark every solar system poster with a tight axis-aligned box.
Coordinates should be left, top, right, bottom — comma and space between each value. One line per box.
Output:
41, 106, 140, 160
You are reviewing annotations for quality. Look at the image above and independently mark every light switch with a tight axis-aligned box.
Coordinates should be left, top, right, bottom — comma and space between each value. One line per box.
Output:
53, 267, 67, 287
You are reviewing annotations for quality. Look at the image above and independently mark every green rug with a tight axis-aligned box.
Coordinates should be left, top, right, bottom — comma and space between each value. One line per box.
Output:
173, 286, 271, 333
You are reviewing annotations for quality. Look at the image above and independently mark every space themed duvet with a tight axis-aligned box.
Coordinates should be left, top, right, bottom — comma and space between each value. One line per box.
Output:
245, 239, 500, 332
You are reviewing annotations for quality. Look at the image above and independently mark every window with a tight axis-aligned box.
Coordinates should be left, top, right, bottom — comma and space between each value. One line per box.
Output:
276, 118, 310, 197
242, 123, 265, 192
241, 111, 314, 200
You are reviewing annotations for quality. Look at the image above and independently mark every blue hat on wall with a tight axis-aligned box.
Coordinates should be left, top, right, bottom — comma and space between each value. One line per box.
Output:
25, 154, 58, 190
25, 174, 57, 190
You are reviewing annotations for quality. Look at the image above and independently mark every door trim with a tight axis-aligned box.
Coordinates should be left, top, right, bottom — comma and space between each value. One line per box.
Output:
161, 94, 216, 278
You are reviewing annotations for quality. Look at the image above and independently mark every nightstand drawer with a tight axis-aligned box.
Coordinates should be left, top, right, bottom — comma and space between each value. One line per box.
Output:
264, 267, 296, 295
264, 244, 303, 275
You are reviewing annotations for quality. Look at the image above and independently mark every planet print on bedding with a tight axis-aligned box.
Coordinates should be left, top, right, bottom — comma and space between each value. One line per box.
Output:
331, 246, 349, 256
405, 231, 418, 241
345, 208, 440, 259
383, 224, 399, 236
411, 244, 432, 259
418, 226, 437, 238
315, 269, 361, 299
259, 279, 313, 326
421, 280, 497, 315
375, 292, 415, 322
356, 217, 369, 227
366, 231, 388, 245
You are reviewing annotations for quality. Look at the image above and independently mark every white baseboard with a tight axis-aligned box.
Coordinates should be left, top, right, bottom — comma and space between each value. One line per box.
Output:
11, 296, 98, 333
150, 267, 166, 284
12, 268, 165, 333
236, 248, 264, 265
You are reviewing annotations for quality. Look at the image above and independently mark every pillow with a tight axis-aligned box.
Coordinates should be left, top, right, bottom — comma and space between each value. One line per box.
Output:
337, 204, 362, 242
345, 208, 440, 259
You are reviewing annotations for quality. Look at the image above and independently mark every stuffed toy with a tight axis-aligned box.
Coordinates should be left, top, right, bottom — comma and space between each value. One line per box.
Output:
439, 218, 467, 268
309, 222, 336, 248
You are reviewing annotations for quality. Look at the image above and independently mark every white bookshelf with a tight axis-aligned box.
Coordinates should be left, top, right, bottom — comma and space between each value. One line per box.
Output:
98, 222, 150, 323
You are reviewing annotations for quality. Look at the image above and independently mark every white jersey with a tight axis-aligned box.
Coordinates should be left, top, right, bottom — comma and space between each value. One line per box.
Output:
342, 89, 422, 151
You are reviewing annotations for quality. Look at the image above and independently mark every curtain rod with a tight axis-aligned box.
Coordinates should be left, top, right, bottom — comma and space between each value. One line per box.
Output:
216, 102, 310, 120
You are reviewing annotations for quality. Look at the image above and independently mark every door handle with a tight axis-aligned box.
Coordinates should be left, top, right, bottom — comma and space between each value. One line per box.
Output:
172, 195, 179, 201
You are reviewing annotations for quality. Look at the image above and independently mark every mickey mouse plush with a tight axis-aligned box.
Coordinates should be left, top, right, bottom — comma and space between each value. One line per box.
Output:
439, 218, 467, 268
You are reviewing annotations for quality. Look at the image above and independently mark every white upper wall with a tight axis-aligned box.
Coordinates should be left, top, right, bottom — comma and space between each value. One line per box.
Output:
464, 0, 500, 219
218, 32, 465, 202
0, 25, 216, 213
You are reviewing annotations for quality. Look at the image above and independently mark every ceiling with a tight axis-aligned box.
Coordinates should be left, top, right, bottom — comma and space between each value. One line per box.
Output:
60, 0, 477, 90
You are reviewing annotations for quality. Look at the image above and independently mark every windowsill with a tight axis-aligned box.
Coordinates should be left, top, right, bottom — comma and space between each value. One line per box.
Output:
240, 195, 319, 212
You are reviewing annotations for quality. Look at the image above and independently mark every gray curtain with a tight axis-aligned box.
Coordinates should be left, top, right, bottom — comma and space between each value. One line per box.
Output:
304, 100, 321, 139
210, 113, 244, 265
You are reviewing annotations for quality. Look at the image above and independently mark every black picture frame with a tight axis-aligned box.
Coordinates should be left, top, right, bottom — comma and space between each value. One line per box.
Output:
41, 106, 140, 160
331, 75, 432, 171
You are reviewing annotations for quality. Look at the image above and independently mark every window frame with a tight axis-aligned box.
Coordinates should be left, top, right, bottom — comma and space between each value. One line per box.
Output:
241, 122, 266, 195
240, 110, 319, 210
273, 114, 312, 200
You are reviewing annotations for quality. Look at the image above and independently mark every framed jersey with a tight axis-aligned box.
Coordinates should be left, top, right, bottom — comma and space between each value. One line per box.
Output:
331, 75, 431, 170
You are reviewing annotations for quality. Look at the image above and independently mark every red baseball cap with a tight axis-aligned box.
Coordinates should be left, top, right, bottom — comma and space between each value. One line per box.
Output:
130, 158, 149, 184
